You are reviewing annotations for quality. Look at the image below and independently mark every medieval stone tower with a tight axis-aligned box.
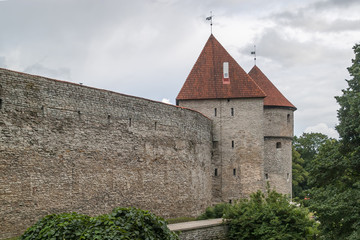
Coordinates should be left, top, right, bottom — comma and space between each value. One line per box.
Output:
0, 34, 296, 239
177, 34, 296, 203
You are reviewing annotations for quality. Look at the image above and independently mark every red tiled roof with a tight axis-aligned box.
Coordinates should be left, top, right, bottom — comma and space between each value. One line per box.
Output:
176, 35, 266, 101
248, 65, 296, 109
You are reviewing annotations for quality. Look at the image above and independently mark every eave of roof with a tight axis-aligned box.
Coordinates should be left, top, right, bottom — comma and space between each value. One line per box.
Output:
248, 65, 296, 110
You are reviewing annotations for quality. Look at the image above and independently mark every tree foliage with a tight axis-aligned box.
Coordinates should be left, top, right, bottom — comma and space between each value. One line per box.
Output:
197, 202, 229, 220
292, 133, 328, 199
292, 146, 308, 199
224, 188, 318, 240
308, 44, 360, 239
20, 207, 178, 240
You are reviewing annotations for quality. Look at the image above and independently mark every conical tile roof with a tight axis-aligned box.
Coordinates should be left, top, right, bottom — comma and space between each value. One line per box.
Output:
176, 35, 266, 101
248, 65, 296, 109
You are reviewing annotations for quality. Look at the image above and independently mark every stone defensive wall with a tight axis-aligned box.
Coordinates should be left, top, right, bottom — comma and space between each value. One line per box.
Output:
0, 68, 213, 239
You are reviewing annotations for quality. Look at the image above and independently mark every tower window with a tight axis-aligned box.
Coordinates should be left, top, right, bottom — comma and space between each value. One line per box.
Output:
229, 199, 232, 204
232, 140, 234, 148
155, 121, 157, 130
214, 168, 218, 176
0, 99, 2, 109
129, 118, 132, 127
231, 108, 234, 116
214, 108, 217, 116
233, 168, 236, 176
276, 142, 282, 148
265, 173, 269, 180
287, 173, 290, 182
213, 141, 218, 149
223, 62, 230, 84
287, 114, 290, 123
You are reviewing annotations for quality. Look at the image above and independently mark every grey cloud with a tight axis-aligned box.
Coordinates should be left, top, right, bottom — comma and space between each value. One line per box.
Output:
272, 10, 360, 32
24, 63, 71, 81
239, 28, 348, 67
313, 0, 360, 10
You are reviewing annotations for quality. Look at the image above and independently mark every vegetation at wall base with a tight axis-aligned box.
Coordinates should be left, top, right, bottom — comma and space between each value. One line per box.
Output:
224, 187, 318, 240
197, 202, 229, 220
20, 207, 178, 240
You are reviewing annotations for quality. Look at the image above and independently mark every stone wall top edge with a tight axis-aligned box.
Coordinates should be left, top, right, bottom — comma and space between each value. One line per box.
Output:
0, 67, 210, 120
177, 97, 265, 101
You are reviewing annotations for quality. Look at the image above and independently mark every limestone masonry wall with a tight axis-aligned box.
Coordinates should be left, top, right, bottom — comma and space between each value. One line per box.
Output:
178, 99, 265, 203
0, 68, 212, 239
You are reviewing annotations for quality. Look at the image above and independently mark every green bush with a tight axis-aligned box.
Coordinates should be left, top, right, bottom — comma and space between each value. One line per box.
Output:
224, 189, 318, 240
20, 207, 178, 240
20, 212, 90, 240
197, 202, 229, 220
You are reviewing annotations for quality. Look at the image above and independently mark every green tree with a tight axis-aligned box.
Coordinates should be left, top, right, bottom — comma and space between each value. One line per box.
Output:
292, 133, 328, 199
293, 132, 329, 171
224, 188, 318, 240
292, 146, 308, 199
308, 44, 360, 239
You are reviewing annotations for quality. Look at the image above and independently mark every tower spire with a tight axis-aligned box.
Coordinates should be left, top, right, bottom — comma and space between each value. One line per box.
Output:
251, 45, 256, 65
206, 11, 213, 34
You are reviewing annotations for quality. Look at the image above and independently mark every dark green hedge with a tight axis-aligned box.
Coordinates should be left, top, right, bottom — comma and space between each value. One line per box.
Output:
20, 207, 178, 240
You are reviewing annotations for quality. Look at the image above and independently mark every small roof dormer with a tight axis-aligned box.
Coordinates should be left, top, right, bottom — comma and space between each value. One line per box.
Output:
176, 34, 265, 104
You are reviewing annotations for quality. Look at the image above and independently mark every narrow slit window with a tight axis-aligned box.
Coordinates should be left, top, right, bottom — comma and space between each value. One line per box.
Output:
276, 142, 282, 148
231, 108, 234, 116
129, 118, 132, 127
287, 114, 290, 123
265, 173, 269, 180
232, 140, 234, 148
229, 199, 232, 204
233, 168, 236, 176
214, 108, 217, 116
213, 141, 218, 149
214, 168, 218, 176
0, 99, 2, 109
287, 173, 290, 181
155, 121, 157, 130
108, 114, 111, 124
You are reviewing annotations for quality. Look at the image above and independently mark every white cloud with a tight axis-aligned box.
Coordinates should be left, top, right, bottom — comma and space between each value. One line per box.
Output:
304, 123, 339, 139
161, 98, 172, 104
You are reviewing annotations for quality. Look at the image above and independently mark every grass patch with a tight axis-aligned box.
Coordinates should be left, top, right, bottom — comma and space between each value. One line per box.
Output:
5, 237, 19, 240
166, 216, 197, 224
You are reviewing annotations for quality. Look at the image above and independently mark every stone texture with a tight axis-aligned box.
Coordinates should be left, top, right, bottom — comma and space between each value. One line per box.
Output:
263, 107, 294, 196
0, 69, 212, 239
169, 219, 228, 240
178, 98, 265, 203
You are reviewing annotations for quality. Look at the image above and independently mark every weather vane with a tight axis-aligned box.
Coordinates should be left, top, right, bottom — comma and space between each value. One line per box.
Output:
251, 45, 256, 65
206, 11, 213, 34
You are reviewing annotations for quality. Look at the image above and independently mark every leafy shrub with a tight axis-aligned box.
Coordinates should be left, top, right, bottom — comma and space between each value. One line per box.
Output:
197, 202, 229, 220
224, 189, 318, 240
20, 207, 178, 240
20, 212, 90, 240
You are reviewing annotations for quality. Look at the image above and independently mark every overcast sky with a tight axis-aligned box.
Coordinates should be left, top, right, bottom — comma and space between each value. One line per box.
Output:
1, 0, 359, 138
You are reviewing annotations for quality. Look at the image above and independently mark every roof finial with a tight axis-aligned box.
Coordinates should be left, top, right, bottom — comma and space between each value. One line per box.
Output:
251, 45, 256, 65
206, 11, 213, 34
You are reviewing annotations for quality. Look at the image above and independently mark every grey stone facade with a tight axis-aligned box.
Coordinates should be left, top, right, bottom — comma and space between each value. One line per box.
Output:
178, 98, 265, 203
0, 69, 212, 239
